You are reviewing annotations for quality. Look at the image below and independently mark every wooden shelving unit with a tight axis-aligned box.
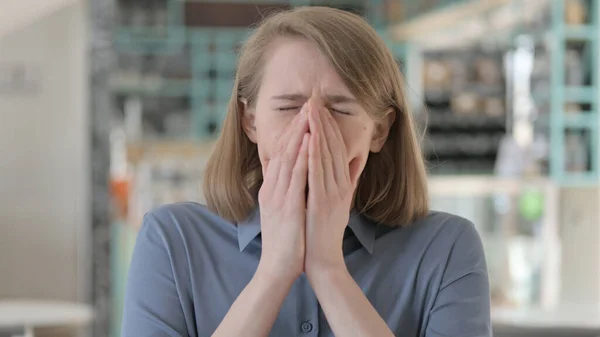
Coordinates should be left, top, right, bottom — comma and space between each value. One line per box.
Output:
549, 0, 599, 185
386, 0, 600, 312
110, 0, 398, 139
389, 0, 599, 185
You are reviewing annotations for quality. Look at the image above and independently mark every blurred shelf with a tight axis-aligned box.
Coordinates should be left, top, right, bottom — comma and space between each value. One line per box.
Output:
557, 172, 600, 187
390, 0, 511, 41
109, 75, 191, 97
564, 86, 596, 104
390, 0, 550, 51
428, 175, 553, 196
535, 113, 599, 131
565, 25, 597, 41
564, 113, 598, 129
426, 112, 506, 130
114, 28, 186, 53
492, 305, 600, 330
126, 141, 215, 164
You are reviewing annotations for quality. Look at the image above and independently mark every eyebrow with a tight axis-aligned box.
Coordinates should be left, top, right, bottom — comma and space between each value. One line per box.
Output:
271, 93, 358, 104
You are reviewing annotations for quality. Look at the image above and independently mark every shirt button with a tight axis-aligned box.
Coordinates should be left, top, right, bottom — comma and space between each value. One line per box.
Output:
301, 321, 313, 333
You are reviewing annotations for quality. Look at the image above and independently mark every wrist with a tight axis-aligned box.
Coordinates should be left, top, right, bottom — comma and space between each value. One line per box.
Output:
305, 259, 349, 286
305, 251, 345, 274
255, 262, 299, 287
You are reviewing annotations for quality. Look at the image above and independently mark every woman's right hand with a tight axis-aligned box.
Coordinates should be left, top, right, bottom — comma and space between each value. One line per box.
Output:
256, 104, 310, 283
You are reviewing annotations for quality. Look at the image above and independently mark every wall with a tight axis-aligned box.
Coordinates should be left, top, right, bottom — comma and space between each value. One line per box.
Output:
560, 187, 600, 306
0, 1, 89, 301
0, 0, 77, 39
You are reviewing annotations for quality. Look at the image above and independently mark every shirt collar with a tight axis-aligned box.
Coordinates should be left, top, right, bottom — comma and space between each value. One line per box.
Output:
237, 208, 377, 254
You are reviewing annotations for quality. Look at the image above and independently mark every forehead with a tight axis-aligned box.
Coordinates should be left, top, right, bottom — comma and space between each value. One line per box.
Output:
260, 38, 353, 96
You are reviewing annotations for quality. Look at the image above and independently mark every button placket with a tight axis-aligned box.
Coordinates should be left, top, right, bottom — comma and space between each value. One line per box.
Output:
301, 321, 313, 334
297, 273, 318, 336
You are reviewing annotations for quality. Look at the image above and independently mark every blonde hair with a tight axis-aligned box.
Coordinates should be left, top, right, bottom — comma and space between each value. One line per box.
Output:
203, 6, 429, 226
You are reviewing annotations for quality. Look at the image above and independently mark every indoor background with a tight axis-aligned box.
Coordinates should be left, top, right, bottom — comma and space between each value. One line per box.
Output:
0, 0, 599, 336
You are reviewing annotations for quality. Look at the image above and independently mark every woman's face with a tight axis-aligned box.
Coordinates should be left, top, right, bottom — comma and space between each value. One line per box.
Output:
242, 37, 391, 179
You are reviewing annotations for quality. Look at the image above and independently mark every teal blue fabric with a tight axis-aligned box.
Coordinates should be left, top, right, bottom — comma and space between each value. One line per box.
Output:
122, 202, 491, 337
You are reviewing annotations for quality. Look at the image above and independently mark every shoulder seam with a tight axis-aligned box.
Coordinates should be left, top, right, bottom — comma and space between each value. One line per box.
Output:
437, 225, 470, 291
143, 212, 190, 330
427, 219, 470, 308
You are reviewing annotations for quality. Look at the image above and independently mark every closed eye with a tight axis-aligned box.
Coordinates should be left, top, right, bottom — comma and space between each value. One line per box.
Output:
331, 108, 350, 115
277, 106, 351, 115
277, 107, 301, 112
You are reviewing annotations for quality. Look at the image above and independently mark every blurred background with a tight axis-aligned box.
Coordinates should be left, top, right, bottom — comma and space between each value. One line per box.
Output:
0, 0, 599, 336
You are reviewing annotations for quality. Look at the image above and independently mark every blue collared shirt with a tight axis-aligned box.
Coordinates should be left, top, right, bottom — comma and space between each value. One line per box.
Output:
122, 202, 491, 337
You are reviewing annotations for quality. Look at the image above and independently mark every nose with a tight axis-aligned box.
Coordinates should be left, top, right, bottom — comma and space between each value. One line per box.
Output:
306, 95, 325, 112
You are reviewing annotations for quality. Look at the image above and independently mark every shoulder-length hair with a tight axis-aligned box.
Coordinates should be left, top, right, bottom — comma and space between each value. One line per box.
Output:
203, 6, 429, 226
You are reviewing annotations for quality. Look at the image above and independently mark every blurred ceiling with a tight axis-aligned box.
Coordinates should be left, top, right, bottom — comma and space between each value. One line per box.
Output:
0, 0, 77, 39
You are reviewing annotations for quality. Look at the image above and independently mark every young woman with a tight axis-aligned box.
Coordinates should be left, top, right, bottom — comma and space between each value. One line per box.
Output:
122, 6, 491, 337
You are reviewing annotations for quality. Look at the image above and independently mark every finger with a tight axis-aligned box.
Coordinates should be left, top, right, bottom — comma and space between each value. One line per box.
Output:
325, 109, 351, 182
261, 157, 272, 178
327, 108, 344, 143
309, 105, 335, 193
261, 157, 281, 193
348, 158, 361, 189
264, 111, 302, 192
321, 108, 349, 186
308, 132, 325, 200
283, 105, 309, 157
289, 133, 309, 201
273, 105, 308, 153
275, 105, 309, 196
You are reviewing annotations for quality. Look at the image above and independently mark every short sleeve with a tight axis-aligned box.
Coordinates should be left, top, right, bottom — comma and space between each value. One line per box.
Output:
121, 213, 189, 337
425, 223, 492, 337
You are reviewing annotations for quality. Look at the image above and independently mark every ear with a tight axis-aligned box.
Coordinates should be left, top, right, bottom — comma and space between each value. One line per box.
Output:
369, 107, 395, 153
240, 97, 257, 143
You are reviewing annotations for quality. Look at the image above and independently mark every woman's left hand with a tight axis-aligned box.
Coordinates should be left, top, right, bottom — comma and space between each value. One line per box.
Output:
305, 100, 359, 274
302, 102, 397, 337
